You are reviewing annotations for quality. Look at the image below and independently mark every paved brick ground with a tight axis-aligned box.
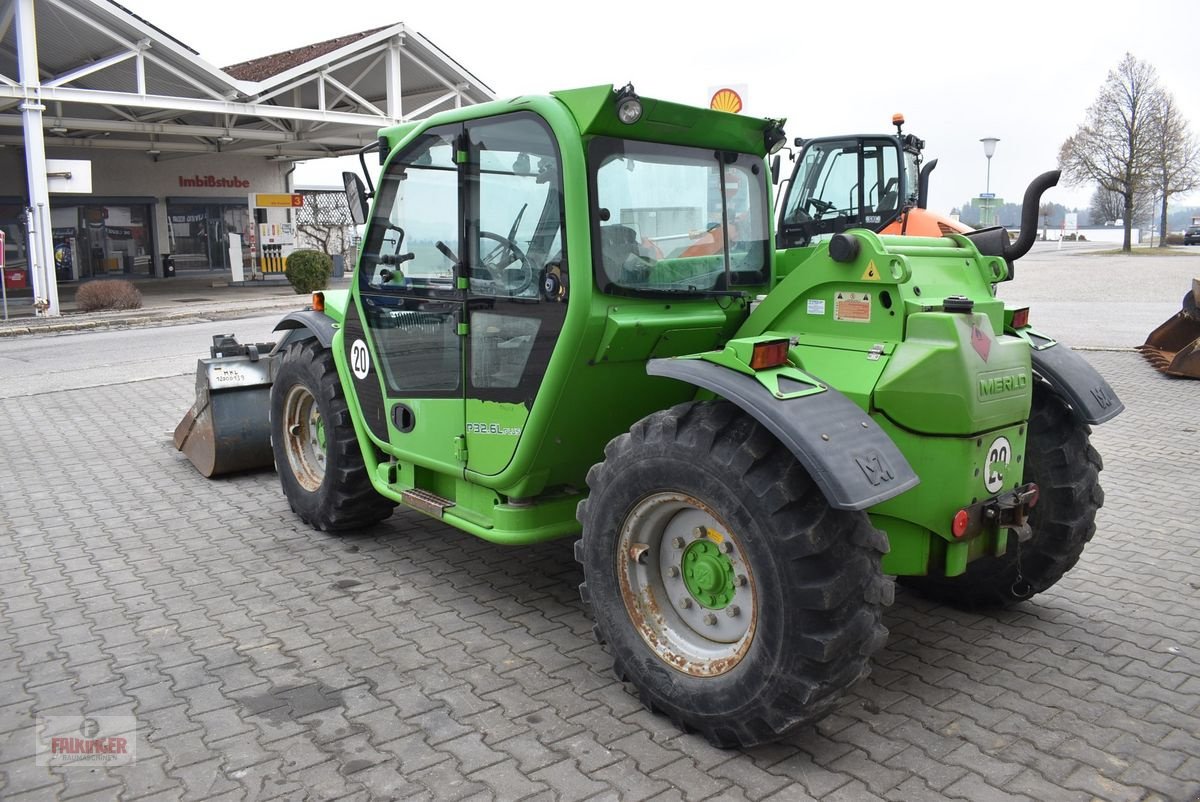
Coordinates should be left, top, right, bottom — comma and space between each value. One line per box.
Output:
0, 350, 1197, 801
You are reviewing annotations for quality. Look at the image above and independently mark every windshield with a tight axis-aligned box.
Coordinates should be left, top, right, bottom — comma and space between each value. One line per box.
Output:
589, 138, 769, 294
781, 137, 902, 229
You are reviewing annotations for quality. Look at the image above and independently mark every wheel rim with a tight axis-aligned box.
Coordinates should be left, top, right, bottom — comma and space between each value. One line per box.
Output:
617, 492, 757, 677
282, 384, 326, 491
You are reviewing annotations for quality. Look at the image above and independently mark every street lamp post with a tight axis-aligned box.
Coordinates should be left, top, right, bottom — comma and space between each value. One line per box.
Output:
980, 137, 1000, 227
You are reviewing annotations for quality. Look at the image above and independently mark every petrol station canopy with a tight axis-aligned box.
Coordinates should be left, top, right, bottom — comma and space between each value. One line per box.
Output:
0, 0, 494, 160
0, 0, 494, 315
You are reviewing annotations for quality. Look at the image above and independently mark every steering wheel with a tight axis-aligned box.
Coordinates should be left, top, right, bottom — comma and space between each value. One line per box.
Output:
807, 198, 836, 216
479, 231, 535, 295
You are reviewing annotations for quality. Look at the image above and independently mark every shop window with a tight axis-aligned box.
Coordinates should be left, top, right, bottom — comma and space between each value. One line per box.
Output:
0, 205, 28, 271
168, 204, 250, 271
77, 205, 153, 278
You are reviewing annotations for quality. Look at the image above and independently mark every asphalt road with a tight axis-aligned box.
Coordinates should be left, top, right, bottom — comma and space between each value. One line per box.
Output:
0, 313, 282, 400
997, 241, 1199, 349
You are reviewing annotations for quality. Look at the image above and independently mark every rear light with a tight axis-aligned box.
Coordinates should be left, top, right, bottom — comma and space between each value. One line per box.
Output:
749, 339, 790, 370
951, 509, 969, 538
1010, 307, 1030, 329
312, 292, 325, 312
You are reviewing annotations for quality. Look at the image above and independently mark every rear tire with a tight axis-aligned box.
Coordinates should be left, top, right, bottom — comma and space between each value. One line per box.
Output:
270, 338, 394, 532
576, 401, 892, 748
900, 386, 1103, 608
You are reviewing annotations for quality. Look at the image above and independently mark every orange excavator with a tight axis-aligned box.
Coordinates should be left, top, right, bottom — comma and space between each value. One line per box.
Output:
775, 114, 973, 245
774, 118, 1200, 379
774, 114, 1060, 285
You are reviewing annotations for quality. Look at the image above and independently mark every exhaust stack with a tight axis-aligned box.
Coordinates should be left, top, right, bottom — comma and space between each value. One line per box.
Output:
1004, 170, 1061, 262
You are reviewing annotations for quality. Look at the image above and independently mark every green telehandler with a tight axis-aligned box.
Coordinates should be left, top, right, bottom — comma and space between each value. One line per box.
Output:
175, 84, 1123, 747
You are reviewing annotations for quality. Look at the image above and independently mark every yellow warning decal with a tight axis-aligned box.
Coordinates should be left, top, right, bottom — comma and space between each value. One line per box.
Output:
705, 529, 725, 544
861, 260, 880, 281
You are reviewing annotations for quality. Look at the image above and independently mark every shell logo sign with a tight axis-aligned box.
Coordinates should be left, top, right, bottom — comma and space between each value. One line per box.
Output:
709, 88, 744, 114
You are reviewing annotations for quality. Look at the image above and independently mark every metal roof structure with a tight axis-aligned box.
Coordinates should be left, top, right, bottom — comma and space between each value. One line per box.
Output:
0, 0, 494, 314
0, 0, 493, 159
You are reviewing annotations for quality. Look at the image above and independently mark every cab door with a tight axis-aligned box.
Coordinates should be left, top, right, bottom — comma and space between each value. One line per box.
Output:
345, 124, 466, 474
345, 113, 569, 480
462, 113, 569, 476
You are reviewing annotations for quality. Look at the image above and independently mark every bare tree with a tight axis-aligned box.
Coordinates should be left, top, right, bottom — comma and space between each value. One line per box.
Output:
1088, 186, 1153, 227
295, 190, 358, 266
1148, 92, 1200, 247
1059, 53, 1162, 252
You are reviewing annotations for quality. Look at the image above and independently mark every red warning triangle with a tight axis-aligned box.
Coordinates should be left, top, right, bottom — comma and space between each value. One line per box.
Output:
971, 325, 991, 362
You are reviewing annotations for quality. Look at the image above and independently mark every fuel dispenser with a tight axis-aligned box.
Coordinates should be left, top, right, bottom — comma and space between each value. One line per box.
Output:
248, 193, 303, 275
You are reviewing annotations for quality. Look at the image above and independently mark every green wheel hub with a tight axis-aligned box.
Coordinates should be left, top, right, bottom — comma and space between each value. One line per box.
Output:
616, 492, 758, 676
282, 384, 327, 492
682, 538, 735, 609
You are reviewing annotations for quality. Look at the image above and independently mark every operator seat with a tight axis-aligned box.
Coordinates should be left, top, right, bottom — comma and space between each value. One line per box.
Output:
876, 178, 899, 214
599, 224, 645, 286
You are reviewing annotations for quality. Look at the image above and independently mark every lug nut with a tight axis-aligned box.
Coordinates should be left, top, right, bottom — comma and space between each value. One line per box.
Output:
704, 613, 718, 626
671, 537, 685, 549
727, 605, 740, 618
736, 575, 749, 587
720, 541, 734, 554
679, 597, 693, 609
693, 526, 707, 539
667, 566, 680, 578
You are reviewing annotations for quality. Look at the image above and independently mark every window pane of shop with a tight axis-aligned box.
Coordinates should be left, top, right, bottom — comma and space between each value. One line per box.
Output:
77, 204, 154, 278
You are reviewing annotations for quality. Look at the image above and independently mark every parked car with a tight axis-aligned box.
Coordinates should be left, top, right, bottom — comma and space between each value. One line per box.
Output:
1185, 225, 1200, 246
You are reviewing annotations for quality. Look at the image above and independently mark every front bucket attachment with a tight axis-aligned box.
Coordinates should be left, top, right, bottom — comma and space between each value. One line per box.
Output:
174, 335, 278, 477
1137, 280, 1200, 378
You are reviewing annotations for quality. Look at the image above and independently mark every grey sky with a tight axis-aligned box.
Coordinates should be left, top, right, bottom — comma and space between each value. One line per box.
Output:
119, 0, 1200, 218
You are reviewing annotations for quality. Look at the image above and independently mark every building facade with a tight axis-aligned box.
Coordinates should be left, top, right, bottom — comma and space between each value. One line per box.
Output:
0, 0, 492, 313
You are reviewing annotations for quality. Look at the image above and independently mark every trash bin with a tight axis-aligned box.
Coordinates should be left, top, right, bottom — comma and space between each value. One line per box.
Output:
2, 266, 28, 289
161, 254, 176, 278
331, 254, 345, 278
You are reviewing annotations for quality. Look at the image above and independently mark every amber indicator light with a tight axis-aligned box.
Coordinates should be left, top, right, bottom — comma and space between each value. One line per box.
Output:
750, 339, 790, 370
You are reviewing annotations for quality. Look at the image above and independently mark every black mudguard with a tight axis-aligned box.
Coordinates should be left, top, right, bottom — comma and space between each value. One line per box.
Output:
647, 359, 919, 511
1030, 342, 1124, 425
272, 310, 337, 350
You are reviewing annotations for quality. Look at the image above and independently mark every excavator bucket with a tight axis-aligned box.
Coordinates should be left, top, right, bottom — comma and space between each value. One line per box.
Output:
173, 335, 278, 477
1137, 280, 1200, 378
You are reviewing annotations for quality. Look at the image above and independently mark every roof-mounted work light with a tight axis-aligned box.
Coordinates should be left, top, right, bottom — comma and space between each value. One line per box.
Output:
763, 119, 786, 155
615, 83, 642, 125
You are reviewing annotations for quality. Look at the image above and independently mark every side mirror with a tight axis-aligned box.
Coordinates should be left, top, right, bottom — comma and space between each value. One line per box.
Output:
343, 171, 368, 225
770, 155, 781, 185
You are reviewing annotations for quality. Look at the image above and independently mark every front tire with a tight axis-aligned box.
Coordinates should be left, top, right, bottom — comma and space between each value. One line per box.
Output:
900, 386, 1104, 608
270, 338, 394, 532
576, 402, 892, 748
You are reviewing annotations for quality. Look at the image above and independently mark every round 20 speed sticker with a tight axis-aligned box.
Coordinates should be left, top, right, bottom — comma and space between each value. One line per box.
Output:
350, 339, 371, 380
984, 435, 1012, 494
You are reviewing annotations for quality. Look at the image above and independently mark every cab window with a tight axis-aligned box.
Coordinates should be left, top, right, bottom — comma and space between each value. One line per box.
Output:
360, 127, 459, 295
589, 138, 768, 294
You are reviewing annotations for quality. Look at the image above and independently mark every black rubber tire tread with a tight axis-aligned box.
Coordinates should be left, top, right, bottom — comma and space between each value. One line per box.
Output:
575, 401, 892, 748
270, 339, 395, 532
900, 385, 1103, 608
